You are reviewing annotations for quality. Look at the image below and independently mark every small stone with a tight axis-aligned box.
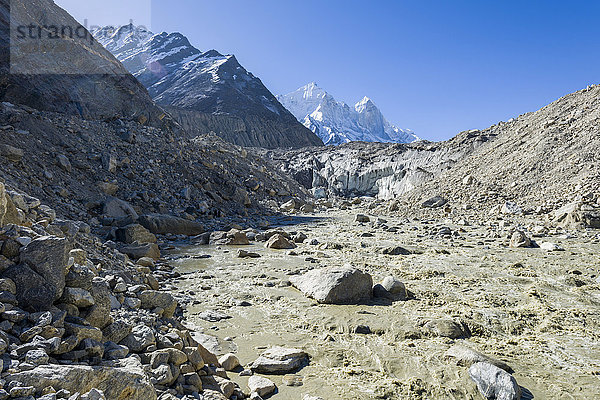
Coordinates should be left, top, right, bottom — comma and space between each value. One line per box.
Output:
56, 154, 72, 172
355, 214, 370, 223
218, 353, 240, 371
25, 349, 49, 366
282, 374, 304, 386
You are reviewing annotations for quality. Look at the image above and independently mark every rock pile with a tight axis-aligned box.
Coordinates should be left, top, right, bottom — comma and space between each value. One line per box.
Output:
0, 183, 247, 399
0, 101, 310, 231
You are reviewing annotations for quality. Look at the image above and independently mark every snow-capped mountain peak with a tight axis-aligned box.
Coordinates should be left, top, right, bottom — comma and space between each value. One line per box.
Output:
92, 25, 323, 148
278, 84, 419, 146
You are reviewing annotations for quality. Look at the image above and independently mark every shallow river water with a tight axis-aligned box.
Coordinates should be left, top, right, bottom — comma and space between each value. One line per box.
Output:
168, 211, 600, 399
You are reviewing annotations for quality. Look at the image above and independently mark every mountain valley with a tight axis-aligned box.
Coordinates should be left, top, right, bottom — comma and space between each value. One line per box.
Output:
0, 1, 598, 400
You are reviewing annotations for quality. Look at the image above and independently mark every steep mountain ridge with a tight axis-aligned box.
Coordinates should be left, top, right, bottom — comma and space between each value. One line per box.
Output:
94, 25, 323, 149
0, 0, 168, 127
277, 82, 419, 145
402, 84, 600, 214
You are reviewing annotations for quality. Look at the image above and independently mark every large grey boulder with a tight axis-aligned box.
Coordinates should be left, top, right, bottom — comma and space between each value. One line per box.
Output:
5, 361, 156, 400
115, 224, 157, 244
250, 347, 309, 374
6, 236, 71, 310
2, 264, 55, 311
468, 362, 521, 400
138, 214, 204, 236
290, 265, 373, 304
103, 197, 139, 220
138, 290, 177, 318
120, 324, 156, 353
83, 278, 112, 329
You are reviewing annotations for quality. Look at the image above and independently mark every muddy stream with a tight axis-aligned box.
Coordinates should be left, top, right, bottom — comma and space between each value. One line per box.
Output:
166, 211, 600, 399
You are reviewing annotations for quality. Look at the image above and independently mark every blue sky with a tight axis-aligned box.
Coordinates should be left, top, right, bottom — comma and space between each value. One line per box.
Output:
56, 0, 600, 141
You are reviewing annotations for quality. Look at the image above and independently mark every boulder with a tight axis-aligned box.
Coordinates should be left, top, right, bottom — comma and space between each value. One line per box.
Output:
540, 242, 564, 252
103, 197, 138, 220
355, 214, 370, 223
382, 246, 412, 256
280, 199, 300, 212
218, 353, 241, 371
300, 204, 314, 213
138, 290, 177, 318
224, 229, 250, 245
422, 195, 448, 208
248, 376, 277, 397
2, 263, 57, 311
0, 182, 22, 226
501, 201, 522, 215
56, 154, 72, 172
5, 362, 156, 400
238, 249, 261, 259
102, 320, 133, 344
290, 265, 373, 304
509, 230, 532, 248
250, 347, 308, 374
373, 276, 408, 301
115, 224, 157, 244
468, 362, 521, 400
120, 324, 156, 353
138, 214, 204, 236
61, 287, 95, 308
84, 278, 112, 329
15, 236, 71, 306
265, 234, 296, 250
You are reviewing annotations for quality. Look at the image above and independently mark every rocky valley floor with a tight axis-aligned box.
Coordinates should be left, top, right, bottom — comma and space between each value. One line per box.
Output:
167, 209, 600, 400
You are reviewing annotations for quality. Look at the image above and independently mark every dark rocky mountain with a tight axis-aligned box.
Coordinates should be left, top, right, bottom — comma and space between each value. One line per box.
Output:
93, 25, 323, 149
0, 0, 168, 127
